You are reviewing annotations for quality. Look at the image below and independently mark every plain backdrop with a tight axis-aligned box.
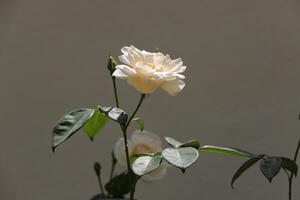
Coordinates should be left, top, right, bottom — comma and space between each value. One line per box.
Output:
1, 0, 300, 200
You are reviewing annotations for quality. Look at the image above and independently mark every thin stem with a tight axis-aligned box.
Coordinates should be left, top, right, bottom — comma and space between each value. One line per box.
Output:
110, 73, 145, 199
97, 174, 105, 196
292, 138, 300, 163
109, 152, 117, 181
112, 77, 120, 108
125, 94, 146, 129
93, 162, 106, 196
289, 179, 292, 200
121, 94, 145, 200
287, 138, 300, 200
122, 126, 132, 174
130, 181, 137, 200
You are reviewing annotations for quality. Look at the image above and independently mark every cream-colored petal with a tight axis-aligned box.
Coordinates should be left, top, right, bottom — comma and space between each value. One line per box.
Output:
130, 130, 162, 154
160, 79, 185, 96
141, 50, 155, 63
175, 73, 186, 79
121, 46, 130, 55
169, 62, 184, 72
112, 69, 128, 79
114, 138, 132, 166
127, 76, 161, 94
119, 46, 136, 66
171, 58, 182, 65
161, 72, 185, 80
141, 165, 167, 182
115, 65, 137, 76
176, 65, 187, 74
116, 46, 187, 95
153, 53, 165, 66
135, 61, 155, 74
129, 46, 144, 60
119, 55, 132, 66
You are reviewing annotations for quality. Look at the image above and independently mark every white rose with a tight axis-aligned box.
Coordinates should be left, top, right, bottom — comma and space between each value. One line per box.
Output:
112, 46, 186, 95
114, 130, 167, 182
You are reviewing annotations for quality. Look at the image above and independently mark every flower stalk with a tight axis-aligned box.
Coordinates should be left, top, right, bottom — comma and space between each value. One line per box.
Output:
109, 152, 117, 181
112, 77, 119, 108
110, 70, 146, 199
93, 162, 106, 196
126, 94, 146, 130
122, 94, 145, 200
288, 138, 300, 200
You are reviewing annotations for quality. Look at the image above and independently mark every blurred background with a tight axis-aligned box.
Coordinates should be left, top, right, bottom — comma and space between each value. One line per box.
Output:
1, 0, 300, 199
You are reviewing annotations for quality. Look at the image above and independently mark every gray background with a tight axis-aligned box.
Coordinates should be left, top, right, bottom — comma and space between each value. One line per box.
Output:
1, 0, 300, 199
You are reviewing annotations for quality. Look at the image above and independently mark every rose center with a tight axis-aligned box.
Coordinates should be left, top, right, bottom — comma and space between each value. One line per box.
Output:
146, 63, 156, 69
131, 143, 154, 155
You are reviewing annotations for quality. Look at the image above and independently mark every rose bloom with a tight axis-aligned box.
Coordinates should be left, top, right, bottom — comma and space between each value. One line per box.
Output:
114, 130, 167, 182
112, 46, 186, 95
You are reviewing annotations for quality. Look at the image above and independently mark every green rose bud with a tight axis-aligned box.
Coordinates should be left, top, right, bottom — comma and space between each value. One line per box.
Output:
107, 55, 117, 75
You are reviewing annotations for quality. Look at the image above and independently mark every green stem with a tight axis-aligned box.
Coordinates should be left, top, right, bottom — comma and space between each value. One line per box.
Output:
126, 94, 146, 129
292, 138, 300, 163
288, 138, 300, 200
112, 77, 120, 108
288, 178, 292, 200
121, 93, 146, 172
110, 74, 145, 200
93, 162, 106, 196
122, 94, 145, 200
130, 180, 137, 200
97, 173, 105, 196
109, 152, 117, 181
121, 126, 132, 174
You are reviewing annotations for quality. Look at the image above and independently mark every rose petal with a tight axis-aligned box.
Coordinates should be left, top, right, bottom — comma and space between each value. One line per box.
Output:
116, 46, 187, 95
171, 58, 182, 65
112, 69, 128, 79
131, 130, 162, 153
160, 79, 185, 96
127, 76, 161, 94
135, 61, 156, 74
121, 46, 130, 55
115, 65, 137, 76
119, 55, 133, 66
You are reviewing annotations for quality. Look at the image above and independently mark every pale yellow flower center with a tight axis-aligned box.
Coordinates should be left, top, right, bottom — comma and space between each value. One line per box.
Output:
128, 76, 161, 93
146, 63, 155, 69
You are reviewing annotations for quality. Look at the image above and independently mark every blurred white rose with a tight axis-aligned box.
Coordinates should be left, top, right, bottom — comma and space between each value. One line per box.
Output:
112, 46, 186, 95
114, 130, 167, 182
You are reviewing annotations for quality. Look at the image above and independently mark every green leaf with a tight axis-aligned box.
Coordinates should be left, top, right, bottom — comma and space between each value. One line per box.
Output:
132, 154, 162, 176
132, 117, 144, 131
52, 108, 94, 151
105, 171, 138, 197
99, 106, 128, 125
199, 145, 254, 157
231, 155, 264, 188
164, 137, 200, 149
83, 109, 109, 141
162, 147, 199, 171
260, 156, 282, 182
164, 137, 182, 148
180, 139, 200, 149
281, 157, 298, 176
129, 153, 154, 166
